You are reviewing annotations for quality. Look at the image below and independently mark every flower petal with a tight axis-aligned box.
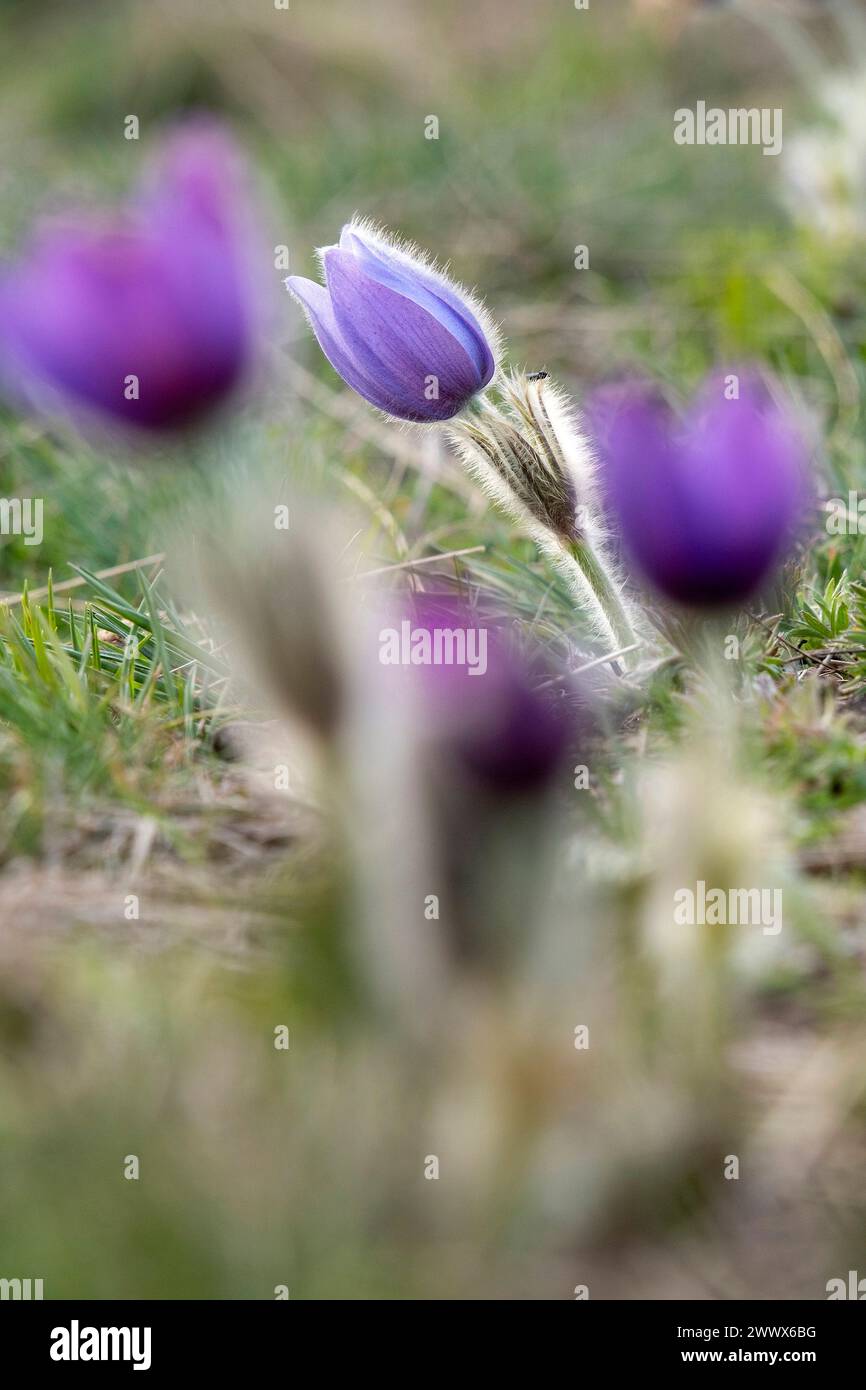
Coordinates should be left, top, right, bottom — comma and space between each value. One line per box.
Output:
286, 272, 414, 416
323, 248, 482, 421
600, 377, 808, 607
339, 225, 495, 386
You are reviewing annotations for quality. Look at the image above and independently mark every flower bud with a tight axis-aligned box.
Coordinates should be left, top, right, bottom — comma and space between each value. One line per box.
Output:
288, 221, 497, 422
592, 373, 811, 608
0, 119, 263, 435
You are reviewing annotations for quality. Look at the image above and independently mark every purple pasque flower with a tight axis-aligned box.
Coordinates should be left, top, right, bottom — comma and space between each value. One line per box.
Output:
0, 120, 261, 434
379, 593, 570, 795
591, 373, 810, 608
288, 221, 497, 423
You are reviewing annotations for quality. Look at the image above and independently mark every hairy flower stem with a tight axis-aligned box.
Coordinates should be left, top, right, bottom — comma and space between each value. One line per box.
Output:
565, 537, 639, 670
452, 376, 642, 671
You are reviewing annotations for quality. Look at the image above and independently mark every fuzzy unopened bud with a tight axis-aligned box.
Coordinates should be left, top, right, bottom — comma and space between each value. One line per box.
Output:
451, 371, 597, 545
458, 408, 579, 543
452, 370, 641, 666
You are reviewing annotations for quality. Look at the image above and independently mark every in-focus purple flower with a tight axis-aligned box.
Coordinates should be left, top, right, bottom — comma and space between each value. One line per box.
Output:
0, 120, 262, 434
288, 221, 497, 423
590, 373, 810, 608
379, 594, 571, 796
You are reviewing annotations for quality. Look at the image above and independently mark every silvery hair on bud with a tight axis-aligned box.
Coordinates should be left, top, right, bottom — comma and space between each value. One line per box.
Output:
450, 371, 630, 646
450, 371, 602, 544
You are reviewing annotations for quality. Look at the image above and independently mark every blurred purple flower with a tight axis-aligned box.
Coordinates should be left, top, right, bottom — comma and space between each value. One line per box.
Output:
288, 221, 497, 423
0, 120, 261, 434
381, 594, 571, 796
589, 374, 810, 608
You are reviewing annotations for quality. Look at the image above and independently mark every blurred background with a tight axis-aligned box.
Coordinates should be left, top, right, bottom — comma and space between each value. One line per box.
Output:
1, 0, 866, 1299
